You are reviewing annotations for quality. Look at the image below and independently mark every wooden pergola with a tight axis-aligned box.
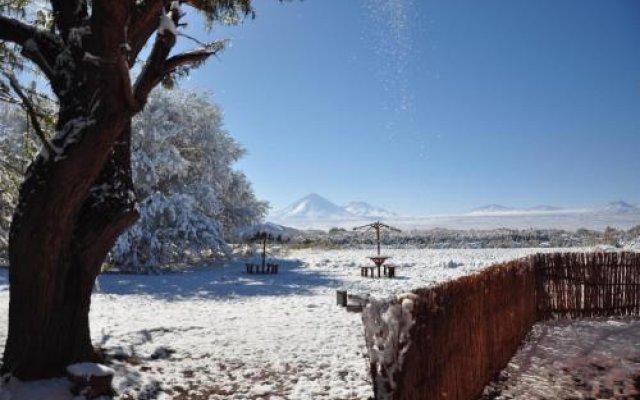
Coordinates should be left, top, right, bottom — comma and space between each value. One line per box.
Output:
353, 221, 401, 256
353, 221, 401, 277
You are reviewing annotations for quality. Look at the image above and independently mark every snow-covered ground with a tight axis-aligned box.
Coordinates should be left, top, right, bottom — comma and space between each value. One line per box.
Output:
483, 318, 640, 399
0, 247, 637, 399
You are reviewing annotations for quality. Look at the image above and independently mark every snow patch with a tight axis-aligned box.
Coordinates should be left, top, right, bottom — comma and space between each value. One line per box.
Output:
82, 52, 102, 65
66, 363, 114, 378
158, 14, 177, 36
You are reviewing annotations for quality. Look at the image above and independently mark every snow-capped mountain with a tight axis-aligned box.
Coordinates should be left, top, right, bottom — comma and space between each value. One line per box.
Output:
600, 201, 640, 214
270, 194, 395, 221
270, 196, 640, 231
344, 201, 396, 218
470, 201, 640, 215
471, 204, 563, 214
270, 194, 354, 220
528, 205, 561, 211
470, 204, 515, 213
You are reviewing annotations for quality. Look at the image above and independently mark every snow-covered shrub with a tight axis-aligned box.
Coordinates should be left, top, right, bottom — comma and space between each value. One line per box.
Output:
362, 293, 417, 400
624, 237, 640, 251
110, 193, 228, 272
111, 88, 267, 272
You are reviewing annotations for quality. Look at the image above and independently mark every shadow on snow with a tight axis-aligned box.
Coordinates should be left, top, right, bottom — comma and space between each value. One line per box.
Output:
91, 258, 343, 300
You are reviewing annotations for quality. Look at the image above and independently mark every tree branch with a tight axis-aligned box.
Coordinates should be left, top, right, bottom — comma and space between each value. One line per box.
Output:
2, 71, 55, 156
0, 15, 62, 82
128, 0, 254, 66
129, 0, 167, 62
51, 0, 88, 39
182, 0, 254, 21
131, 4, 183, 110
0, 15, 39, 45
131, 35, 174, 111
162, 41, 225, 76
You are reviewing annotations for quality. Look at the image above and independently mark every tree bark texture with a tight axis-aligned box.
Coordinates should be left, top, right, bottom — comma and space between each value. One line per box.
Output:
2, 2, 138, 378
0, 0, 233, 380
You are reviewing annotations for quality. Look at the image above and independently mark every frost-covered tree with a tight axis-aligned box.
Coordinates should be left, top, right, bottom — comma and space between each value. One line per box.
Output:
0, 94, 57, 258
219, 170, 269, 237
111, 89, 267, 272
0, 0, 257, 379
0, 106, 30, 259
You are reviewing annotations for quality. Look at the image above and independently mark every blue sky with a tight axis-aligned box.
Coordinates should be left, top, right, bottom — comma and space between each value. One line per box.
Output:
182, 0, 640, 215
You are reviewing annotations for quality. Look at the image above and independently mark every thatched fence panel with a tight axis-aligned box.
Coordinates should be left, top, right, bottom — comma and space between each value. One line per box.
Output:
392, 259, 538, 400
365, 251, 640, 400
535, 252, 640, 318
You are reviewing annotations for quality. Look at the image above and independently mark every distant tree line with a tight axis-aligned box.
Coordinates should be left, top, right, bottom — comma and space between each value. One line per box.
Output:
290, 225, 640, 250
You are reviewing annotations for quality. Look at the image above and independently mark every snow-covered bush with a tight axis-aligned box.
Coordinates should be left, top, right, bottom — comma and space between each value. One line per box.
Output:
110, 88, 267, 272
363, 293, 417, 399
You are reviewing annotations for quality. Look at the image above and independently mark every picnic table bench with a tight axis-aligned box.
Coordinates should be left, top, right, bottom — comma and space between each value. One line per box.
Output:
245, 262, 279, 274
360, 264, 396, 278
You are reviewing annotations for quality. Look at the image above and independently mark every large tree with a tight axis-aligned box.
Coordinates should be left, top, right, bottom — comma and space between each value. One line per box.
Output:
0, 0, 254, 379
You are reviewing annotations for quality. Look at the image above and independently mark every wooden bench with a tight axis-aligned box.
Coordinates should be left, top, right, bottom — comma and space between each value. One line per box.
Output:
360, 266, 376, 277
360, 265, 397, 278
384, 265, 396, 278
246, 263, 278, 274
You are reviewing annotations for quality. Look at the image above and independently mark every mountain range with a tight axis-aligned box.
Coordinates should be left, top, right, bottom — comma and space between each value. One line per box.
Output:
269, 194, 396, 221
268, 194, 640, 231
470, 201, 639, 215
470, 204, 562, 213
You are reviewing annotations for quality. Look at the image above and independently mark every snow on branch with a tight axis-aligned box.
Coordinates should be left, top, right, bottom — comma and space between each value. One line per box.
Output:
129, 0, 253, 66
131, 4, 184, 110
133, 4, 224, 107
128, 0, 167, 60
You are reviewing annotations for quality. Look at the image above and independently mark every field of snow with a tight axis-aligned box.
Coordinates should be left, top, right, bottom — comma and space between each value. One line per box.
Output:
0, 247, 637, 400
0, 248, 550, 399
483, 318, 640, 399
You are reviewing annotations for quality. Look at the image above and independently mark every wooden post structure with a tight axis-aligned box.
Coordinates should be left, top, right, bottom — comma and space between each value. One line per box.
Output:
353, 221, 401, 256
353, 221, 401, 277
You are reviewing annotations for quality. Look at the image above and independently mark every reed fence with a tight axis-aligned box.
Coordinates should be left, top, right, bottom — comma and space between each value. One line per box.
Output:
367, 251, 640, 400
535, 252, 640, 319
